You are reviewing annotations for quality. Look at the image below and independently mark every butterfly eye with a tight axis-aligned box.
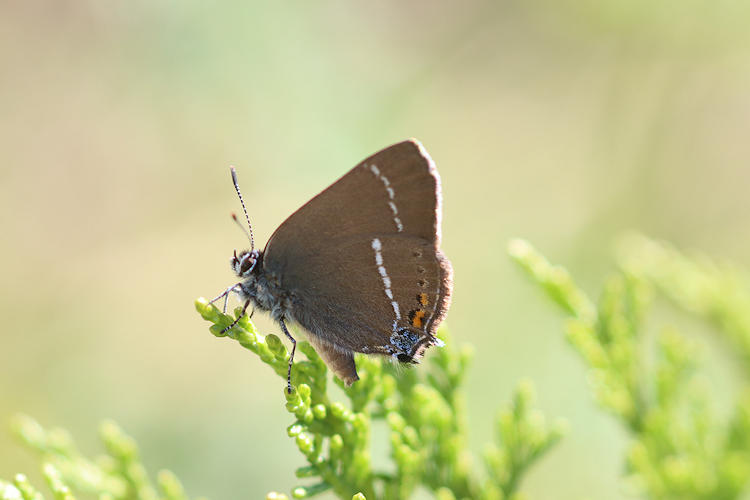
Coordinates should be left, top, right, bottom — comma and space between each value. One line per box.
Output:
235, 250, 257, 276
240, 257, 252, 274
231, 250, 249, 276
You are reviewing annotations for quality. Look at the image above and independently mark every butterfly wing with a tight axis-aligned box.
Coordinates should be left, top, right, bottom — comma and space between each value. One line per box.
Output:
262, 139, 453, 383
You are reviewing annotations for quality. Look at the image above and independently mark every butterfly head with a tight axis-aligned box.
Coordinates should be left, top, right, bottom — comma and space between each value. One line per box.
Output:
232, 249, 260, 278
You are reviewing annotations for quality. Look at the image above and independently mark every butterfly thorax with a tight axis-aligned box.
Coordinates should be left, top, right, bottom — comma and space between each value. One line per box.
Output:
232, 249, 293, 323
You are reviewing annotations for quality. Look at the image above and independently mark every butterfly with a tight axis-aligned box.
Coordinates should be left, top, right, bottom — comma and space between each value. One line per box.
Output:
210, 139, 453, 392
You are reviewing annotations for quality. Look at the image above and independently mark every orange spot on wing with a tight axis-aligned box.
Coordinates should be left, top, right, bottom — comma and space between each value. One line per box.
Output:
418, 293, 429, 306
411, 309, 426, 328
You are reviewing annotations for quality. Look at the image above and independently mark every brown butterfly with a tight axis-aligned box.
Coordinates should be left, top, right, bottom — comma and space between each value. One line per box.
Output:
211, 140, 453, 392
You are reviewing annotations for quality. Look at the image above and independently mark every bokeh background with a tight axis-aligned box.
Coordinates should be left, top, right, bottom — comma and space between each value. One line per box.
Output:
2, 1, 750, 498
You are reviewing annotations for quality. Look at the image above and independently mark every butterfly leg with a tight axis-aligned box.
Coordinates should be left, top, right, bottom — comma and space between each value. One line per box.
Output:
220, 299, 251, 334
209, 282, 242, 313
278, 318, 297, 394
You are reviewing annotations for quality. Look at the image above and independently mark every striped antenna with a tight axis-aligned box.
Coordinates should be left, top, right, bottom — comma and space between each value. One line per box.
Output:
230, 166, 255, 251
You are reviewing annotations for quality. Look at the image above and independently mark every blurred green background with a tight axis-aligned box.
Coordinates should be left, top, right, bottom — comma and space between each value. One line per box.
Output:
2, 1, 750, 498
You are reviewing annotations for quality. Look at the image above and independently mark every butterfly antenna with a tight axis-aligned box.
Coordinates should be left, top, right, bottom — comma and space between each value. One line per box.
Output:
230, 166, 255, 251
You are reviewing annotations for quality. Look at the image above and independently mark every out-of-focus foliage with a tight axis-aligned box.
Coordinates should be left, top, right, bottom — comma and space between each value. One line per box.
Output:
1, 415, 204, 500
510, 235, 750, 499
